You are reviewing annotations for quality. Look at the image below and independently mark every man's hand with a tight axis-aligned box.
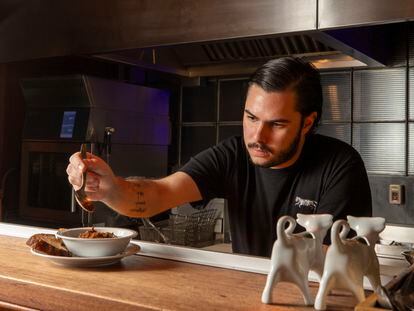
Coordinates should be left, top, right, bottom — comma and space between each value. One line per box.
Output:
66, 152, 117, 203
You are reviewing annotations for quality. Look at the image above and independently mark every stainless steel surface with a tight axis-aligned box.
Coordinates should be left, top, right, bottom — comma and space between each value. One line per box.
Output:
1, 0, 407, 73
104, 127, 115, 165
83, 76, 170, 145
0, 0, 317, 63
91, 8, 411, 73
353, 68, 406, 122
97, 50, 370, 77
141, 218, 169, 244
173, 36, 332, 65
310, 30, 389, 68
87, 211, 92, 227
70, 189, 76, 213
20, 75, 171, 145
319, 0, 414, 29
73, 144, 96, 213
95, 36, 343, 77
380, 224, 414, 244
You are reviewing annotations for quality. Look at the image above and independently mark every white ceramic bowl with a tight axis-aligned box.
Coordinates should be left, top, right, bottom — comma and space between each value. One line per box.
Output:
56, 227, 137, 257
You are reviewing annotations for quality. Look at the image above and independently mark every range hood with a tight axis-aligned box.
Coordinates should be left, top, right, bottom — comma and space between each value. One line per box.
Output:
94, 34, 366, 77
93, 29, 392, 77
0, 0, 413, 75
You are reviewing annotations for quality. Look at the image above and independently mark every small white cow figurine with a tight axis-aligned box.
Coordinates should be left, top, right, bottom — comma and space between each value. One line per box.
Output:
314, 216, 385, 310
261, 213, 333, 305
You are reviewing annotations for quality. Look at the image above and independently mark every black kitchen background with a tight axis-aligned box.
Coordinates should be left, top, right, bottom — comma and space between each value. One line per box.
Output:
1, 3, 414, 227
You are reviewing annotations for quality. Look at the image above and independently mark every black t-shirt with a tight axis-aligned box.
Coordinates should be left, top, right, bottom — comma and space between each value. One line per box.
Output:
179, 134, 372, 257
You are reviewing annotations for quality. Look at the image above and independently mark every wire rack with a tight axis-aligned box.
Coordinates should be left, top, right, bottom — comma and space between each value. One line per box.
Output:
138, 209, 218, 247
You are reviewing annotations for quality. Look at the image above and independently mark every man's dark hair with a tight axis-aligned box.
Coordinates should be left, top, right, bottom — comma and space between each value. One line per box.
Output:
248, 57, 323, 133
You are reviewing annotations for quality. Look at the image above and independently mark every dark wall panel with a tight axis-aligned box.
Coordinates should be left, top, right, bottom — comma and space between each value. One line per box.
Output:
182, 83, 217, 122
369, 175, 414, 225
181, 126, 216, 164
219, 80, 248, 122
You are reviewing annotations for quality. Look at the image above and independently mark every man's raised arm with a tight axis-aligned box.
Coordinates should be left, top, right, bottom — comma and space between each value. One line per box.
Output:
66, 152, 202, 218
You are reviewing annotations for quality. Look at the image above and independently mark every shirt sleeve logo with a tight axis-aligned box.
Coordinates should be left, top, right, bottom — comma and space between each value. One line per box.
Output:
294, 196, 318, 211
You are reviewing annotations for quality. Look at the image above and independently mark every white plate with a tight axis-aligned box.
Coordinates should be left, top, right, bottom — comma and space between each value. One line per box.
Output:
30, 243, 140, 268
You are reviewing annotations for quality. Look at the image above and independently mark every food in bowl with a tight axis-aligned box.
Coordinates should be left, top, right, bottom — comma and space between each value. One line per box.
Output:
78, 227, 116, 239
56, 227, 137, 257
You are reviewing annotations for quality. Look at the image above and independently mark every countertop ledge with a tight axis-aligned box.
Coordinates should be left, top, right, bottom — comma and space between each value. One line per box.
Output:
0, 222, 405, 286
0, 223, 408, 310
0, 233, 360, 311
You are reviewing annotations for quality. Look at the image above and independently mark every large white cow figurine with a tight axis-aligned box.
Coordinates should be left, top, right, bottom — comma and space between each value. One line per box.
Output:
262, 213, 333, 305
314, 216, 385, 310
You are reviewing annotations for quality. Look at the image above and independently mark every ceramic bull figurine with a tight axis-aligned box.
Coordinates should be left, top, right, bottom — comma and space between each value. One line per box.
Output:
261, 213, 333, 305
314, 216, 385, 310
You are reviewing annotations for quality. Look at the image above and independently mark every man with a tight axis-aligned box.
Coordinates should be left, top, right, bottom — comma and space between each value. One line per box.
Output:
67, 57, 372, 257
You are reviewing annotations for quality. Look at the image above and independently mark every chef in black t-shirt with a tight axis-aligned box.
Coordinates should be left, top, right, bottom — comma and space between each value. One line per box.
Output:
67, 57, 372, 257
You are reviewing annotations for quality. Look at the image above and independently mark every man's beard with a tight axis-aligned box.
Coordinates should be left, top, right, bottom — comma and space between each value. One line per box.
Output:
247, 122, 303, 168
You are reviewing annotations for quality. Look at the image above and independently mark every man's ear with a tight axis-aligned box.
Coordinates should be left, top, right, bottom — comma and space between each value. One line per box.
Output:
302, 112, 317, 135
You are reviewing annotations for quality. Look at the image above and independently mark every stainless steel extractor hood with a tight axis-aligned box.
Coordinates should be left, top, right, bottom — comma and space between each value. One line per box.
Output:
92, 33, 375, 77
93, 19, 409, 77
0, 0, 413, 75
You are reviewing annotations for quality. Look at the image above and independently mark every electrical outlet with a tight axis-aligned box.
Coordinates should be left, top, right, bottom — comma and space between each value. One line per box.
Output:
389, 184, 404, 205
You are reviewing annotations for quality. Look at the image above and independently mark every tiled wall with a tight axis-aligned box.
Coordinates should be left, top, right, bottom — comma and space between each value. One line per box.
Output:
318, 23, 414, 225
319, 68, 413, 224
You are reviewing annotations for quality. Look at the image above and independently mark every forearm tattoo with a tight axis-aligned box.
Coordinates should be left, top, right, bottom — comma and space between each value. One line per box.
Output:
129, 181, 147, 213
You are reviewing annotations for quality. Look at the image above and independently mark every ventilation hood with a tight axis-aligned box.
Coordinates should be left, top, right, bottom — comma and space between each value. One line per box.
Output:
93, 32, 384, 77
0, 0, 413, 76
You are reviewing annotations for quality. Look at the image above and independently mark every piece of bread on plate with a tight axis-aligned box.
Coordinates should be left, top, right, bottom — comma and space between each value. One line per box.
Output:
26, 233, 72, 257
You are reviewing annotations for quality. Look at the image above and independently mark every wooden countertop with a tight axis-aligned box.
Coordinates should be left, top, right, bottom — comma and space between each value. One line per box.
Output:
0, 235, 358, 311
